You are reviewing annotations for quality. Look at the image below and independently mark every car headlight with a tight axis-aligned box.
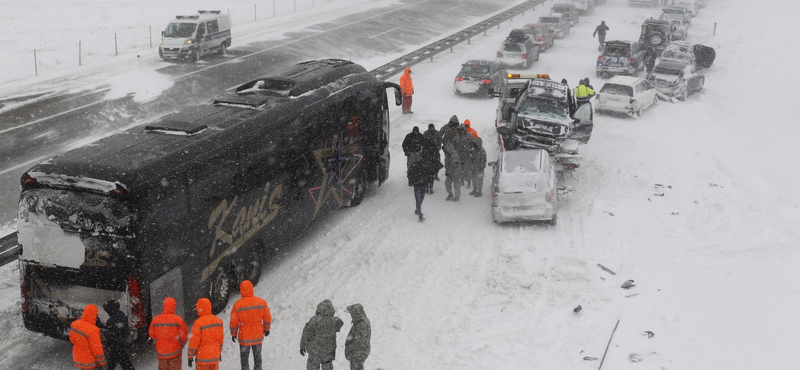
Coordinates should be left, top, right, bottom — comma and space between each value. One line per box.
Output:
185, 39, 192, 45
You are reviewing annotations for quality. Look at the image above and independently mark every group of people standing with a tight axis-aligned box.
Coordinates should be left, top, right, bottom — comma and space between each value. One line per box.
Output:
69, 281, 370, 370
402, 115, 487, 221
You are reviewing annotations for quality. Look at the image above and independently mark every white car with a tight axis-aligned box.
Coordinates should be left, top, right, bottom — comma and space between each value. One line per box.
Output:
595, 75, 658, 117
490, 149, 558, 224
670, 0, 700, 16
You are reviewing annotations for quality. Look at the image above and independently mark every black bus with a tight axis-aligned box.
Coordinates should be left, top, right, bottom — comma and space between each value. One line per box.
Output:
17, 59, 401, 341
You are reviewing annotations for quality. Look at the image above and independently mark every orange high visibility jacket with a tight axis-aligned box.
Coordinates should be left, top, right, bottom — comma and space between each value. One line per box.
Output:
70, 304, 106, 369
149, 297, 189, 359
230, 280, 272, 346
463, 119, 479, 138
399, 67, 414, 96
187, 298, 224, 366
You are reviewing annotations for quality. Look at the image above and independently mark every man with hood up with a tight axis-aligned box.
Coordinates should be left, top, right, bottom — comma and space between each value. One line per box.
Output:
188, 298, 224, 370
399, 67, 414, 114
103, 300, 135, 370
300, 300, 344, 370
439, 115, 460, 150
402, 126, 425, 186
149, 297, 188, 370
230, 280, 272, 370
443, 143, 463, 201
344, 304, 371, 370
70, 304, 106, 369
469, 137, 488, 197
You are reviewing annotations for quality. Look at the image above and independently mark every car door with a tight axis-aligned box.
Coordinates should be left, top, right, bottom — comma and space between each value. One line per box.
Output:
570, 103, 593, 144
641, 80, 656, 107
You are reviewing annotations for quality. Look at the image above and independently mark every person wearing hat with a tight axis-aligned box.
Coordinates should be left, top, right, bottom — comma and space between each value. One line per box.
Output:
402, 126, 425, 186
103, 299, 135, 370
574, 79, 595, 108
593, 21, 609, 51
344, 304, 371, 370
399, 67, 414, 114
422, 123, 442, 185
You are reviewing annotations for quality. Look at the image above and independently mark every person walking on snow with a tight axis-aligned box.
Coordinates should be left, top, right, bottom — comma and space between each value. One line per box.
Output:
593, 21, 609, 51
420, 135, 442, 194
574, 79, 595, 108
402, 126, 425, 186
399, 67, 414, 114
187, 298, 224, 370
409, 151, 443, 221
344, 304, 371, 370
149, 297, 188, 370
70, 304, 106, 370
103, 300, 135, 370
469, 137, 487, 197
439, 115, 460, 150
443, 143, 463, 201
300, 300, 344, 370
452, 125, 474, 188
230, 280, 272, 370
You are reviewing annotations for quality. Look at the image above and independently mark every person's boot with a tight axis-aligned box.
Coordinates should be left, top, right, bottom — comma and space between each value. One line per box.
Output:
474, 192, 482, 197
453, 195, 460, 202
446, 193, 454, 201
415, 209, 420, 215
418, 213, 424, 222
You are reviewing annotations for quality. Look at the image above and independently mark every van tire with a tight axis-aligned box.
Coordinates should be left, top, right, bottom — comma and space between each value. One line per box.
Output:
189, 49, 199, 63
219, 43, 227, 56
209, 267, 233, 314
243, 249, 262, 285
349, 174, 367, 207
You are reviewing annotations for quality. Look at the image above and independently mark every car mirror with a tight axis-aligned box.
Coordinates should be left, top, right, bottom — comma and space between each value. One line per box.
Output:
161, 30, 165, 38
488, 161, 497, 167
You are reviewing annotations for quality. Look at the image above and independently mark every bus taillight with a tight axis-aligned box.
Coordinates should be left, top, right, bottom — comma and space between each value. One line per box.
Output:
111, 185, 127, 196
128, 276, 145, 329
21, 174, 36, 185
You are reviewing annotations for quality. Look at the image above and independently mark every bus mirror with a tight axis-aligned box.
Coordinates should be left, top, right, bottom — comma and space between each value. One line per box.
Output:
394, 88, 402, 106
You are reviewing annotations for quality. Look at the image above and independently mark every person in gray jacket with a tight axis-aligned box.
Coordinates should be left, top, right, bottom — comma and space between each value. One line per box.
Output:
443, 143, 462, 201
344, 304, 371, 370
469, 137, 487, 197
300, 300, 344, 370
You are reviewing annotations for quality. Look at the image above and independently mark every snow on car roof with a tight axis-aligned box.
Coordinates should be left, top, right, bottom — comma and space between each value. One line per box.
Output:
605, 75, 643, 86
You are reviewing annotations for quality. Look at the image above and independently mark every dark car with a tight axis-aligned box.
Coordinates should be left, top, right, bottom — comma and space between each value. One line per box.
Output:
523, 23, 556, 52
596, 40, 645, 77
646, 60, 705, 101
639, 18, 677, 55
454, 60, 507, 97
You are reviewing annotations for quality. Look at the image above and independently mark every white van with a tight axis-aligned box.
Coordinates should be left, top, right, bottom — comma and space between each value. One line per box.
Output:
159, 10, 231, 62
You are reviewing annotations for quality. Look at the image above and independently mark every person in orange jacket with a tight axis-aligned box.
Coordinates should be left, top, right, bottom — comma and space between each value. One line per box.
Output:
70, 304, 106, 369
463, 119, 479, 139
399, 67, 414, 114
230, 280, 272, 370
188, 298, 224, 370
149, 297, 188, 370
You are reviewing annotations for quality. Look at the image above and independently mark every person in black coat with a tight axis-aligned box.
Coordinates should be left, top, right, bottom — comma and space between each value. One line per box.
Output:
408, 153, 443, 221
103, 300, 135, 370
402, 126, 425, 186
420, 136, 441, 194
593, 21, 609, 51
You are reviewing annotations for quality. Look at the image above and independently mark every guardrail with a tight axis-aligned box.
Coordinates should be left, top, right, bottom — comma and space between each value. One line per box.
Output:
371, 0, 545, 81
0, 232, 19, 267
0, 0, 546, 267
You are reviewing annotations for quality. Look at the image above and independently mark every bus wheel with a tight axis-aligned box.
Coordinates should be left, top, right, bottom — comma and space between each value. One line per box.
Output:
209, 267, 233, 314
243, 249, 262, 286
349, 175, 367, 207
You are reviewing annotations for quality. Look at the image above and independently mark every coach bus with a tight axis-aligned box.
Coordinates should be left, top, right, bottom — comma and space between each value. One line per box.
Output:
17, 59, 401, 341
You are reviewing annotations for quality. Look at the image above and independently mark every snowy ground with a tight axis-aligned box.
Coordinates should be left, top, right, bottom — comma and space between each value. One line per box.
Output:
1, 0, 800, 369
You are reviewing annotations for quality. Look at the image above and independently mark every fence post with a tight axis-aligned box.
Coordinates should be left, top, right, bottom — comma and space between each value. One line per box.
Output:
115, 33, 118, 56
294, 0, 297, 12
79, 41, 82, 66
34, 49, 38, 76
255, 4, 257, 21
273, 0, 276, 17
149, 26, 152, 48
713, 23, 716, 35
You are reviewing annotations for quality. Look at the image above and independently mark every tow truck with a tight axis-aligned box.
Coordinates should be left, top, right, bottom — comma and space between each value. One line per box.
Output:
493, 73, 594, 170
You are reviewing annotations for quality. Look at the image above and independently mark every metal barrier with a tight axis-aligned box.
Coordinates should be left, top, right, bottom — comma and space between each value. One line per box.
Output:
0, 232, 19, 267
370, 0, 545, 81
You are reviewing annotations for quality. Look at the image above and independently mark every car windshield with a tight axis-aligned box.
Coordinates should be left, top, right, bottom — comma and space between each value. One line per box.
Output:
660, 13, 682, 21
552, 5, 570, 11
164, 22, 197, 38
662, 8, 684, 14
503, 152, 543, 173
600, 84, 634, 96
540, 17, 560, 23
532, 28, 543, 37
502, 43, 524, 52
518, 96, 569, 119
460, 64, 490, 74
603, 45, 629, 57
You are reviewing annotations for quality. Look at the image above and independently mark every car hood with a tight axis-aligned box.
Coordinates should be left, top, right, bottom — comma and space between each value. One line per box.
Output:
162, 38, 189, 47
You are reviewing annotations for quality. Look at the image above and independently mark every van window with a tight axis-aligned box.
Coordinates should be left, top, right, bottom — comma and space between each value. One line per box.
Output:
197, 22, 206, 37
207, 20, 219, 34
164, 23, 197, 38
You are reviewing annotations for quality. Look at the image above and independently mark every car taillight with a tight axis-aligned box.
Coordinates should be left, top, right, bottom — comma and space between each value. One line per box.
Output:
629, 58, 636, 63
492, 193, 498, 206
111, 185, 126, 196
523, 53, 529, 59
497, 51, 502, 58
546, 188, 554, 203
128, 276, 145, 329
19, 261, 26, 312
481, 79, 491, 84
21, 174, 36, 185
598, 56, 606, 61
455, 77, 464, 81
538, 37, 544, 42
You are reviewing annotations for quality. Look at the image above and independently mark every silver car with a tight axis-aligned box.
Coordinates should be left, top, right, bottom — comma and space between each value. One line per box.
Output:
490, 149, 558, 224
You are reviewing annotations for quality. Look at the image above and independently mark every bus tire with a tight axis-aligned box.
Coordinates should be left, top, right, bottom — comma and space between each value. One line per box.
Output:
209, 267, 233, 314
349, 174, 367, 207
243, 248, 262, 286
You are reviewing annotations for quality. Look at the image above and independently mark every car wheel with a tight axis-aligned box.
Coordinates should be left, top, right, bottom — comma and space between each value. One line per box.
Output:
189, 49, 199, 63
454, 87, 461, 96
219, 42, 227, 56
548, 206, 557, 226
651, 96, 659, 108
697, 78, 705, 92
349, 174, 368, 207
679, 87, 688, 101
534, 51, 540, 62
636, 106, 643, 118
209, 267, 233, 314
596, 71, 601, 78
